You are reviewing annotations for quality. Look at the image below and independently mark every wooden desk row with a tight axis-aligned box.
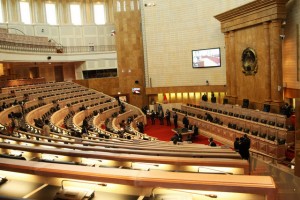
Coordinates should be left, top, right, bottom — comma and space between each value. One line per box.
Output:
1, 81, 74, 94
0, 158, 276, 200
176, 112, 286, 160
196, 101, 286, 126
0, 134, 248, 174
181, 105, 294, 145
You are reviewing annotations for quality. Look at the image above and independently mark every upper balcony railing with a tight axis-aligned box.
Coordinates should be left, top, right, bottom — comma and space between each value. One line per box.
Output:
0, 29, 116, 54
0, 40, 116, 54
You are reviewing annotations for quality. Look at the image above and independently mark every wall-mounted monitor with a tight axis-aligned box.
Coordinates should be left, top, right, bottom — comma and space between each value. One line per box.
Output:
192, 47, 221, 68
132, 88, 141, 94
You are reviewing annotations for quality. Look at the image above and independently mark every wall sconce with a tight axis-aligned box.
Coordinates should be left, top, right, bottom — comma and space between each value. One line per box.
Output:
206, 80, 209, 86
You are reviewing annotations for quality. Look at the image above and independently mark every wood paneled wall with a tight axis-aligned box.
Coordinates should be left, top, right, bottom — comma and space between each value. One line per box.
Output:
5, 62, 76, 83
74, 77, 120, 96
215, 0, 289, 109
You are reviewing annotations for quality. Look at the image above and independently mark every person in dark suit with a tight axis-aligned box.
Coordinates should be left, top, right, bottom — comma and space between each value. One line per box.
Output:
182, 114, 189, 129
205, 112, 213, 122
159, 110, 164, 125
208, 137, 217, 147
239, 134, 251, 160
211, 92, 216, 103
234, 137, 240, 152
202, 93, 208, 102
173, 111, 178, 128
150, 110, 156, 125
192, 125, 199, 140
165, 109, 171, 126
171, 131, 182, 144
82, 117, 89, 134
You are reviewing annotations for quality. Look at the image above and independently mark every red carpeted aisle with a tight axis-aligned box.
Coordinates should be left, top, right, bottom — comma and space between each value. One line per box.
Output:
144, 118, 222, 146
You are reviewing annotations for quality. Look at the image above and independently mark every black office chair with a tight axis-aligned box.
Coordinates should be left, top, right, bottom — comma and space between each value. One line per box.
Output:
223, 98, 228, 104
263, 104, 270, 112
242, 99, 249, 108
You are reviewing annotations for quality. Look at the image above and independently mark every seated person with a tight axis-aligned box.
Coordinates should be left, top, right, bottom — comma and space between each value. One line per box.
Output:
137, 122, 144, 133
1, 102, 7, 110
79, 104, 86, 111
208, 137, 217, 147
119, 120, 126, 129
171, 131, 182, 143
186, 134, 193, 142
34, 118, 44, 128
205, 113, 213, 122
13, 99, 19, 106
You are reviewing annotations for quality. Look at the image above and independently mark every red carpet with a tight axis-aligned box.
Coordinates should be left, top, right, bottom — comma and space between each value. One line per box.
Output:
144, 118, 222, 146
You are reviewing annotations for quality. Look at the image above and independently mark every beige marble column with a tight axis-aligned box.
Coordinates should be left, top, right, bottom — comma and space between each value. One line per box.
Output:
270, 20, 283, 103
31, 0, 44, 24
7, 0, 19, 23
224, 32, 231, 97
59, 0, 69, 25
84, 0, 92, 24
263, 22, 272, 102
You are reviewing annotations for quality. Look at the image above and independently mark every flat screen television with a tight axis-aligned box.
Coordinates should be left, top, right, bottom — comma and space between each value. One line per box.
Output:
192, 47, 221, 68
132, 88, 141, 94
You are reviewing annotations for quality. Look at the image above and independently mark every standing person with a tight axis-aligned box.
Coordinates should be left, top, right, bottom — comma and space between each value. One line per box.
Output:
13, 116, 20, 137
82, 117, 89, 135
192, 124, 199, 140
211, 92, 216, 103
234, 137, 240, 152
42, 119, 51, 142
159, 110, 164, 125
165, 109, 171, 126
202, 93, 208, 102
150, 110, 156, 125
8, 113, 16, 136
182, 114, 189, 129
157, 104, 163, 114
239, 134, 251, 160
173, 111, 178, 128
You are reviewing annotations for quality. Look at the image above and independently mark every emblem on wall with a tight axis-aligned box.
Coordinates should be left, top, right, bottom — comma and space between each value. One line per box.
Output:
241, 47, 257, 75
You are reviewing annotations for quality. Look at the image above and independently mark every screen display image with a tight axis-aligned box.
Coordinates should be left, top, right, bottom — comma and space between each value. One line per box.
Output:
132, 88, 141, 94
192, 48, 221, 68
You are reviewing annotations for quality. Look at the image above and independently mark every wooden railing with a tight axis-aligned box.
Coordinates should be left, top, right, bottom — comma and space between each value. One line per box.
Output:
0, 40, 116, 53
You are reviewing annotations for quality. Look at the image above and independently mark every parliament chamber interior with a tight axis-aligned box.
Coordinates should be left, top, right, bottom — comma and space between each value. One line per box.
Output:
0, 0, 300, 200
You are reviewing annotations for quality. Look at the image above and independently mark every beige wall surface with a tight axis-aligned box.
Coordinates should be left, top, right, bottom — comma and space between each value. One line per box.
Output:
141, 0, 253, 88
